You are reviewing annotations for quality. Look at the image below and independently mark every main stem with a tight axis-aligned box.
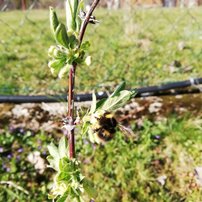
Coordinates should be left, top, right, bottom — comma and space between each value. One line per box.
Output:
66, 0, 100, 182
67, 63, 77, 159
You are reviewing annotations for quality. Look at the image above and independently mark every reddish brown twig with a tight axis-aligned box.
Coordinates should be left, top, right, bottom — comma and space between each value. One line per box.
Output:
79, 0, 100, 46
67, 0, 100, 159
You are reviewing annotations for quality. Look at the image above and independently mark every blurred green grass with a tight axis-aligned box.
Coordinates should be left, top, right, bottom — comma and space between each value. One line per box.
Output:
0, 8, 202, 95
1, 116, 202, 201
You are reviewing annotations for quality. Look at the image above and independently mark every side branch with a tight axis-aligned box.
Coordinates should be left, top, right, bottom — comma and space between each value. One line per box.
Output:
78, 0, 100, 46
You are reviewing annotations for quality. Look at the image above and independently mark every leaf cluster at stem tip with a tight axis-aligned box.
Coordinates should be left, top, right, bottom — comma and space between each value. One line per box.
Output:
48, 4, 91, 79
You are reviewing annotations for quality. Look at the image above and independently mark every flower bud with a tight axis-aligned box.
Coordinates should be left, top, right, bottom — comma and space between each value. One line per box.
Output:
48, 46, 57, 57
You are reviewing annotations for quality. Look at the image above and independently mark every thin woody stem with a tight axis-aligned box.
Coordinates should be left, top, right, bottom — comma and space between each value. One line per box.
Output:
78, 0, 100, 46
67, 63, 77, 159
67, 0, 100, 159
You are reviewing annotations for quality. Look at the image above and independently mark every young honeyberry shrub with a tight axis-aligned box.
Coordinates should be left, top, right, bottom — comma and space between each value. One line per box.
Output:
47, 1, 98, 201
48, 6, 91, 79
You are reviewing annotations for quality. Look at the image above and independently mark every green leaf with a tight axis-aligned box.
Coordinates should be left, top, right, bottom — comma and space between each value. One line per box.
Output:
59, 157, 74, 173
50, 7, 59, 34
70, 187, 81, 198
76, 0, 84, 32
58, 136, 68, 158
66, 51, 82, 65
47, 142, 60, 159
57, 171, 71, 182
56, 191, 68, 202
80, 41, 90, 51
76, 15, 82, 32
101, 90, 136, 111
48, 45, 67, 60
58, 64, 71, 79
48, 58, 66, 69
77, 0, 84, 13
47, 143, 61, 171
73, 0, 79, 22
53, 49, 67, 60
81, 122, 90, 136
94, 82, 128, 110
47, 155, 59, 171
48, 59, 66, 76
110, 81, 126, 97
55, 23, 69, 48
65, 0, 76, 31
67, 31, 79, 48
96, 98, 107, 110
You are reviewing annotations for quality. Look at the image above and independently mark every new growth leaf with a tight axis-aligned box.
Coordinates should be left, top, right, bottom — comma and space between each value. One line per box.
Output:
48, 6, 91, 79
